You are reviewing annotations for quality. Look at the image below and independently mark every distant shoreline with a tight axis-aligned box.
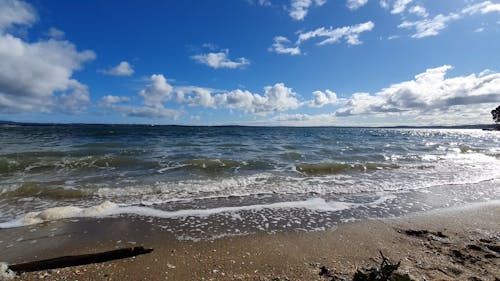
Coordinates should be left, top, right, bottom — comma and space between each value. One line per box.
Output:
1, 120, 498, 130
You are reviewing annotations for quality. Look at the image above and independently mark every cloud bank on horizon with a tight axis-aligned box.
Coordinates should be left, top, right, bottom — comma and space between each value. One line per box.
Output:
0, 0, 499, 126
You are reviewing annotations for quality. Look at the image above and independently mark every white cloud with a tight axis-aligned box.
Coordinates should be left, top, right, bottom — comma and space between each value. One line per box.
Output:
100, 61, 134, 76
103, 73, 295, 118
271, 21, 374, 56
191, 49, 249, 69
0, 0, 36, 32
115, 106, 181, 119
100, 74, 181, 119
269, 36, 301, 55
309, 90, 338, 107
98, 95, 130, 106
462, 1, 500, 15
379, 0, 389, 9
289, 0, 326, 21
408, 5, 428, 17
217, 83, 300, 114
139, 74, 174, 107
391, 0, 413, 14
103, 75, 300, 117
247, 0, 272, 6
336, 65, 500, 119
56, 82, 91, 114
399, 13, 460, 38
0, 0, 95, 114
47, 27, 65, 39
176, 86, 218, 108
297, 21, 375, 45
474, 27, 485, 32
399, 1, 500, 38
347, 0, 369, 10
272, 113, 336, 123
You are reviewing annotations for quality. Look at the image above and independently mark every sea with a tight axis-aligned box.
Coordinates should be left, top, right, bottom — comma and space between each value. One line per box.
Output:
0, 125, 499, 240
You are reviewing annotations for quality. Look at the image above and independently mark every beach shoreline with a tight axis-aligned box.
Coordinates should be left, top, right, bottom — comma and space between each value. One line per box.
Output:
1, 201, 499, 280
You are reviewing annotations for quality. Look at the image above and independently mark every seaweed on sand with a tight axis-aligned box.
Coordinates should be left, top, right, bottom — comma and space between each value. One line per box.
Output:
352, 251, 412, 281
319, 251, 412, 281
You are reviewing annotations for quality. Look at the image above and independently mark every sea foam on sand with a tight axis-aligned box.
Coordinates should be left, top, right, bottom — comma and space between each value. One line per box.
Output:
0, 263, 15, 281
0, 198, 361, 228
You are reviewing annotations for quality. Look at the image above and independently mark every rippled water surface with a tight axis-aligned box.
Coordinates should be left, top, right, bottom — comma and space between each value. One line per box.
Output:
1, 125, 499, 237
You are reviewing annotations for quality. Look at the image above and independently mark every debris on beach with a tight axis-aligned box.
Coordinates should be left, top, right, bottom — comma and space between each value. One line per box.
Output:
7, 246, 153, 273
352, 252, 411, 281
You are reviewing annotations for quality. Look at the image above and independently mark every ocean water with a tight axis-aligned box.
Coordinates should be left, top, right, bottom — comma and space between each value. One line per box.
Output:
0, 125, 499, 239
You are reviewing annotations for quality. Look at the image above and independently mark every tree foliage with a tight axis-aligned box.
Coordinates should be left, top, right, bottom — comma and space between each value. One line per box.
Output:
492, 105, 500, 123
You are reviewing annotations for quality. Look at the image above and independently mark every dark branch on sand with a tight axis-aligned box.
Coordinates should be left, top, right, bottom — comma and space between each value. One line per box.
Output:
9, 246, 153, 273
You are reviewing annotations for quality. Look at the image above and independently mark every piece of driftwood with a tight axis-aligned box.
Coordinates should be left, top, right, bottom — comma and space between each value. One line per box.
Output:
9, 246, 153, 273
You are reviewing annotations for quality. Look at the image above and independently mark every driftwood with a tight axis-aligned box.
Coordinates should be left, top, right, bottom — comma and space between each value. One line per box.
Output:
9, 246, 153, 273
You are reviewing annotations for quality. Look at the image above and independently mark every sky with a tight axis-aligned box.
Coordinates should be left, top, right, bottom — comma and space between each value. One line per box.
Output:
0, 0, 499, 126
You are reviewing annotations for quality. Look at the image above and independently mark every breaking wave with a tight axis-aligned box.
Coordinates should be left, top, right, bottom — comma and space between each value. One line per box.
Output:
295, 162, 400, 176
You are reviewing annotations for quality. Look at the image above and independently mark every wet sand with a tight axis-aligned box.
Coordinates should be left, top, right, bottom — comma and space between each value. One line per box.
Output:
1, 202, 499, 280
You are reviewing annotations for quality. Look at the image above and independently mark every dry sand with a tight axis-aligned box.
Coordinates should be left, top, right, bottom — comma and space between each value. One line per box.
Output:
1, 202, 499, 280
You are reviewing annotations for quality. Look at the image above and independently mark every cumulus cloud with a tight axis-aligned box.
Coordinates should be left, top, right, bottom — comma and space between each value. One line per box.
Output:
269, 36, 301, 55
176, 83, 301, 114
289, 0, 326, 20
335, 65, 500, 118
139, 74, 174, 107
399, 1, 500, 38
391, 0, 413, 14
0, 0, 36, 32
176, 86, 218, 108
56, 82, 91, 114
272, 113, 336, 125
98, 95, 130, 106
191, 49, 249, 69
347, 0, 369, 10
408, 5, 428, 17
0, 0, 95, 114
297, 21, 375, 45
100, 61, 134, 76
102, 73, 301, 118
309, 90, 338, 107
218, 83, 300, 114
114, 106, 181, 119
100, 74, 181, 119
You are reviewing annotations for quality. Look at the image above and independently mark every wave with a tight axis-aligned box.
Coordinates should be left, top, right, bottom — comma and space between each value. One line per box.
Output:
0, 151, 68, 158
281, 152, 303, 160
296, 162, 400, 176
0, 155, 160, 175
0, 182, 87, 199
74, 142, 124, 148
184, 158, 242, 169
178, 158, 274, 174
174, 142, 200, 147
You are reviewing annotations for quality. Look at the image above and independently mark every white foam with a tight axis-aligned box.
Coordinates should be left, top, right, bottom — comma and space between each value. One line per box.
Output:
0, 201, 118, 228
369, 194, 396, 205
0, 198, 354, 228
0, 263, 15, 281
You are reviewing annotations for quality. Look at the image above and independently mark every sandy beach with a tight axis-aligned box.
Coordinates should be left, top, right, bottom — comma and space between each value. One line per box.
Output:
1, 202, 499, 281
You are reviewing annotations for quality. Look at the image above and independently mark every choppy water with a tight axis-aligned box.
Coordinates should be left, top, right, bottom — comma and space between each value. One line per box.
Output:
0, 125, 499, 238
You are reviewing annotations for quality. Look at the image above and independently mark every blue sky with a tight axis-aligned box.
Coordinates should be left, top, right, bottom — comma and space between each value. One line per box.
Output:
0, 0, 499, 125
